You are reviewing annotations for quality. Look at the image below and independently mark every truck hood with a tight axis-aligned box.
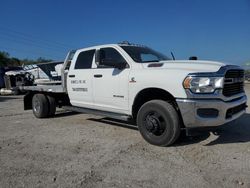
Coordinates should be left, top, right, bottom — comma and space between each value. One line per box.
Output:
142, 60, 226, 73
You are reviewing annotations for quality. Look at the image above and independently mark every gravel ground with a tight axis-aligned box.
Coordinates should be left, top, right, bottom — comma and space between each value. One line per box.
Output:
0, 85, 250, 188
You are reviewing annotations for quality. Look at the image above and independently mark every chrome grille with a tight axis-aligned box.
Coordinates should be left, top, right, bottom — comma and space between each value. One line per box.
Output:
223, 69, 244, 97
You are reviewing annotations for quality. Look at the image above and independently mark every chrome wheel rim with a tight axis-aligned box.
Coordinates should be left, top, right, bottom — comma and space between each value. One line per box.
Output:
33, 97, 40, 113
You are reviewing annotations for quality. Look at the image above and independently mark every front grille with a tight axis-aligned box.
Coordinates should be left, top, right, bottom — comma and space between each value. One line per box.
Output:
224, 69, 244, 78
223, 69, 244, 97
226, 103, 246, 119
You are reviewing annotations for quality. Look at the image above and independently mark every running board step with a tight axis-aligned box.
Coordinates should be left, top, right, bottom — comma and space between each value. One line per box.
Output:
62, 105, 132, 121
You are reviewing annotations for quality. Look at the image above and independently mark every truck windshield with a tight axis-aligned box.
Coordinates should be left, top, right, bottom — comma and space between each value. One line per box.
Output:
120, 46, 171, 63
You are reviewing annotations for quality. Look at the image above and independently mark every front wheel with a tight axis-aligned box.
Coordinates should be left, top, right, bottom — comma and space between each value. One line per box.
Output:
137, 100, 181, 146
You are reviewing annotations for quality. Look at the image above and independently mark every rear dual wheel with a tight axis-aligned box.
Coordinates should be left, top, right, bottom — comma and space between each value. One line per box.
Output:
32, 94, 56, 118
47, 95, 56, 116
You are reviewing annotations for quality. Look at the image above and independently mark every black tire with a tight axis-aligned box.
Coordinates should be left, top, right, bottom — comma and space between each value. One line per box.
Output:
47, 95, 56, 117
136, 100, 181, 146
32, 94, 49, 118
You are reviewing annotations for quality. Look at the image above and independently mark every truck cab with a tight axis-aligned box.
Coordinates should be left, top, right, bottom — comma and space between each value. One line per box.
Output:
67, 45, 131, 114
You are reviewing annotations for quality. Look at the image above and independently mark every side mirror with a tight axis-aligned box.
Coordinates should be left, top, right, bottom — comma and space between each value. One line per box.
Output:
189, 56, 198, 60
100, 59, 127, 69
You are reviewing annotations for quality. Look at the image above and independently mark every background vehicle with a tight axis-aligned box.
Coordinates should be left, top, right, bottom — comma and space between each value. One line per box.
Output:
0, 68, 34, 95
21, 42, 247, 146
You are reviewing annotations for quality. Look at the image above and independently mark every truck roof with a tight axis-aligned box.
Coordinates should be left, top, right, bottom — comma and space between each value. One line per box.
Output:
75, 42, 147, 52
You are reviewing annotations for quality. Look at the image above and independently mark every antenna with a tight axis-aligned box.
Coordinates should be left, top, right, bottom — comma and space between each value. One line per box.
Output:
171, 52, 175, 60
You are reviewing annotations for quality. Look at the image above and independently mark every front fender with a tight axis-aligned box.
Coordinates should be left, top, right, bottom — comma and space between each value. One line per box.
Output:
128, 69, 188, 114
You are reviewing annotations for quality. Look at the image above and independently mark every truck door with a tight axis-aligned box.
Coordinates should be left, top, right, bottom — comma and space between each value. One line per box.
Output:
67, 49, 95, 108
92, 47, 130, 114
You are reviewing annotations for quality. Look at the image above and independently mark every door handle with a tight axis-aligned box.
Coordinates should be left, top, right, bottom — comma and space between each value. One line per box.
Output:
69, 75, 75, 78
94, 74, 103, 78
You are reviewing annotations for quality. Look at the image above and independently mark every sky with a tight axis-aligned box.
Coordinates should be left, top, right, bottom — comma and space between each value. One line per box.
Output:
0, 0, 249, 65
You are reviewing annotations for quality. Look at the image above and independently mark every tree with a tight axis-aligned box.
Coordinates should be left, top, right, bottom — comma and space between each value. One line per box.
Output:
244, 62, 250, 66
0, 51, 10, 67
36, 57, 53, 64
10, 58, 21, 66
21, 58, 36, 65
0, 51, 54, 67
243, 61, 250, 75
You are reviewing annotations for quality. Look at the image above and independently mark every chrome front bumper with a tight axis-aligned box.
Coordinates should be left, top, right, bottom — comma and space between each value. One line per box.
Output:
176, 95, 247, 128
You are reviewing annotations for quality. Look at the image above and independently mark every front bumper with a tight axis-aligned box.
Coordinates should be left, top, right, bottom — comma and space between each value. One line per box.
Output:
176, 95, 247, 128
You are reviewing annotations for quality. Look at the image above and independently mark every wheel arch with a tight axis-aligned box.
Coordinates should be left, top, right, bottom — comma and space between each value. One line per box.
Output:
24, 91, 70, 110
24, 91, 35, 110
132, 87, 183, 125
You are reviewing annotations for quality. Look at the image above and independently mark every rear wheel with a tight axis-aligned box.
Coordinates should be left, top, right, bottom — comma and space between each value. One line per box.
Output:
47, 95, 56, 117
137, 100, 181, 146
32, 94, 49, 118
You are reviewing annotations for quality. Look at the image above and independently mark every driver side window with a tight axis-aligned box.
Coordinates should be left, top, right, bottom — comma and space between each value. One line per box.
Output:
99, 48, 126, 67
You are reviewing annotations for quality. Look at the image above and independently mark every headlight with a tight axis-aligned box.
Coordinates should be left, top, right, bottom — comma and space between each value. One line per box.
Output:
183, 76, 224, 93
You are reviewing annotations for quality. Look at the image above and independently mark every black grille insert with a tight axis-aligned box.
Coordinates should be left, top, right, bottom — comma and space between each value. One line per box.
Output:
226, 103, 246, 119
224, 69, 244, 78
223, 69, 244, 97
197, 108, 219, 118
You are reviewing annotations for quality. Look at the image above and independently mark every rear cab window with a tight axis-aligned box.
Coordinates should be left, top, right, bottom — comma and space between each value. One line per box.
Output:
65, 50, 76, 70
74, 49, 95, 69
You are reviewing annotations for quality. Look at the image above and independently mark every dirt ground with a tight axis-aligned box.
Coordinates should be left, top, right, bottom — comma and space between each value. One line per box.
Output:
0, 85, 250, 188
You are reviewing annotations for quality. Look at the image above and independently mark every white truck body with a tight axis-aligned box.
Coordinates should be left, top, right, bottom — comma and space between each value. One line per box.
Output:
67, 44, 225, 114
22, 42, 247, 146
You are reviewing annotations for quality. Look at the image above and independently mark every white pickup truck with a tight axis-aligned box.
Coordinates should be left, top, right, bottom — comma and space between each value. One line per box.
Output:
22, 42, 247, 146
